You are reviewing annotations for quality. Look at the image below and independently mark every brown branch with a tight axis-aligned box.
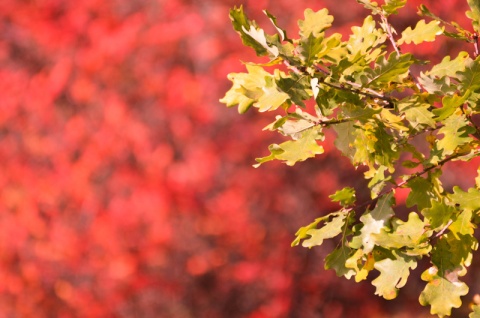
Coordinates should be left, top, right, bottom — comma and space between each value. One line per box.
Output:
473, 34, 479, 58
313, 64, 393, 103
321, 80, 393, 103
381, 15, 401, 56
353, 150, 480, 211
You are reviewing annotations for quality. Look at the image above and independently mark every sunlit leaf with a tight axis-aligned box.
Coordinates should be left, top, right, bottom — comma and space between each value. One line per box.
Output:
372, 251, 417, 300
364, 53, 414, 86
397, 20, 443, 45
255, 127, 324, 166
450, 186, 480, 211
329, 187, 356, 206
437, 112, 475, 156
298, 8, 334, 38
382, 0, 407, 15
419, 267, 469, 317
467, 0, 480, 33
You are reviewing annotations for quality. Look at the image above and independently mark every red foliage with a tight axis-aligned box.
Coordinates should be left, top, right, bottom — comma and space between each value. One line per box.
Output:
0, 0, 477, 317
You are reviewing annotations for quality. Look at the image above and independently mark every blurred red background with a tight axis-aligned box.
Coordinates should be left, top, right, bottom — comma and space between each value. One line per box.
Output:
0, 0, 478, 317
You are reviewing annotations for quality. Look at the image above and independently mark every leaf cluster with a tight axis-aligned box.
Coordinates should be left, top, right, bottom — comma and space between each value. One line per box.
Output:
221, 1, 480, 316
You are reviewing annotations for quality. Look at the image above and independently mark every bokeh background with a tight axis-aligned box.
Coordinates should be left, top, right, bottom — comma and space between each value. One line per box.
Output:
0, 0, 479, 317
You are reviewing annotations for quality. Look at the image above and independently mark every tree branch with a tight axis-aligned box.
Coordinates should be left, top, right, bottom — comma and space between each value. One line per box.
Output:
473, 34, 479, 58
353, 149, 480, 211
381, 15, 401, 56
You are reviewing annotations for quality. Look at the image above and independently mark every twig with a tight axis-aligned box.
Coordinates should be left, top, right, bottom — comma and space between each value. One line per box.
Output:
380, 14, 424, 91
283, 60, 304, 75
473, 34, 479, 58
291, 117, 356, 135
381, 15, 401, 56
321, 81, 393, 102
283, 61, 395, 107
435, 219, 453, 237
313, 64, 392, 101
353, 150, 480, 211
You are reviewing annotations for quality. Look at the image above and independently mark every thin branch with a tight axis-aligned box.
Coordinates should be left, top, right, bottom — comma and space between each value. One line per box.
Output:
313, 64, 392, 102
291, 117, 357, 135
381, 15, 401, 56
353, 149, 480, 211
321, 80, 393, 103
435, 219, 454, 237
345, 81, 391, 100
314, 64, 330, 76
473, 34, 479, 58
283, 60, 304, 75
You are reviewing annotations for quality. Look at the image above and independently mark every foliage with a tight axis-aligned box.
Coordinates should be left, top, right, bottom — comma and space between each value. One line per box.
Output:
221, 1, 480, 316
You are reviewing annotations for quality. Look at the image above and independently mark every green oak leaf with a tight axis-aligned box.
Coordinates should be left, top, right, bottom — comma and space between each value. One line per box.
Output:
345, 249, 375, 282
316, 33, 343, 60
298, 34, 324, 65
397, 20, 443, 45
276, 72, 311, 107
329, 187, 356, 206
450, 186, 480, 211
340, 103, 382, 120
467, 0, 480, 33
444, 234, 477, 271
255, 127, 324, 166
406, 177, 435, 210
372, 252, 417, 300
364, 52, 414, 86
356, 121, 398, 169
437, 112, 475, 156
434, 92, 470, 121
450, 209, 475, 237
333, 121, 357, 160
373, 212, 429, 250
419, 267, 469, 317
220, 64, 269, 113
457, 56, 480, 93
292, 216, 323, 247
229, 6, 268, 56
257, 76, 290, 112
382, 0, 407, 15
366, 165, 390, 199
397, 97, 436, 129
418, 73, 454, 95
292, 210, 351, 247
302, 212, 348, 248
298, 8, 334, 38
380, 108, 409, 132
356, 0, 381, 15
422, 199, 455, 231
325, 245, 356, 279
427, 52, 469, 78
347, 15, 386, 61
356, 193, 395, 253
278, 118, 315, 138
470, 304, 480, 317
